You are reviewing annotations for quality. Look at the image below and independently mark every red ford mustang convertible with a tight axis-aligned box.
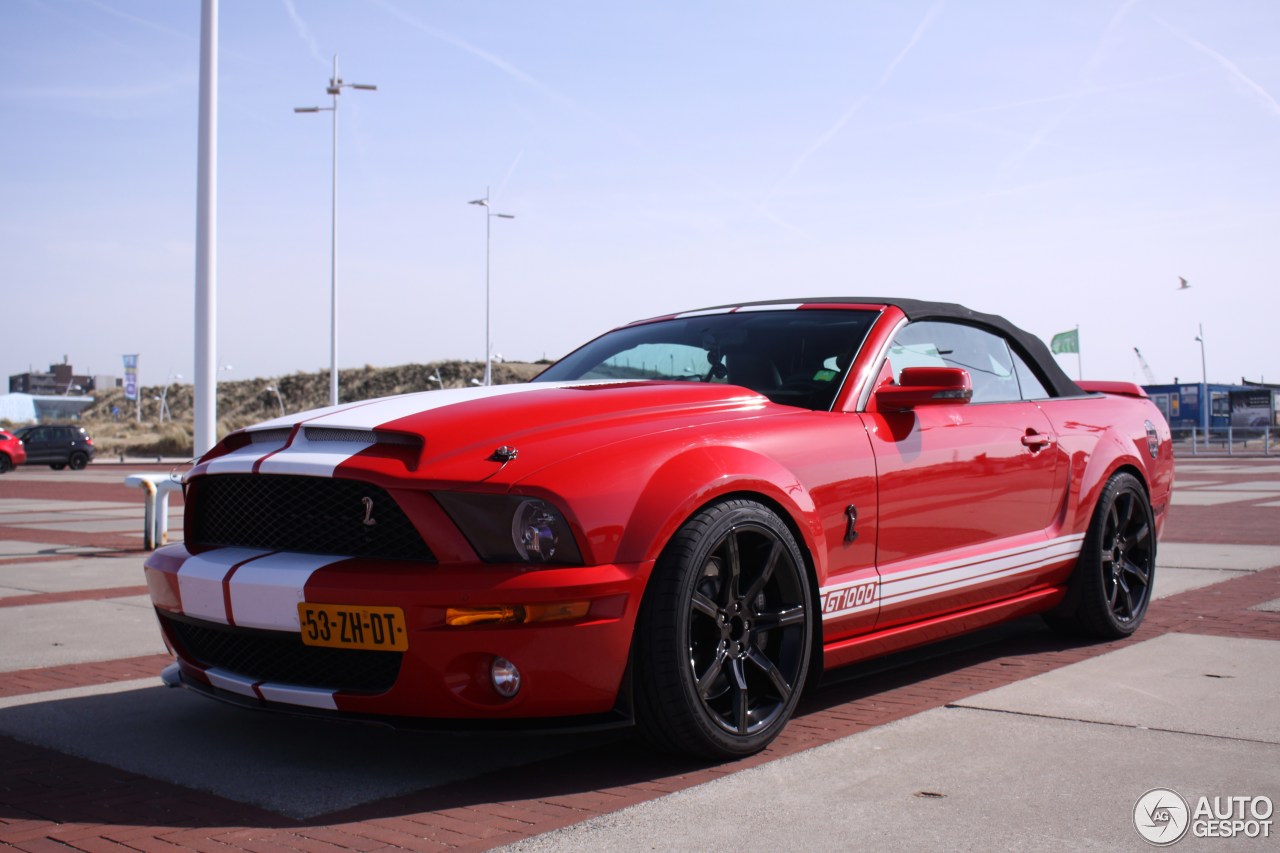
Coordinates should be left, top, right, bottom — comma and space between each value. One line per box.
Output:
144, 298, 1173, 757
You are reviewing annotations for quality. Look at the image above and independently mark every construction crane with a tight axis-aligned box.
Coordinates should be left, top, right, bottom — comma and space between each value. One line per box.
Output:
1134, 348, 1156, 385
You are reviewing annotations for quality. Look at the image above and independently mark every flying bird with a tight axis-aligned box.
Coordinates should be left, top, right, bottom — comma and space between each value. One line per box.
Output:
1178, 276, 1190, 289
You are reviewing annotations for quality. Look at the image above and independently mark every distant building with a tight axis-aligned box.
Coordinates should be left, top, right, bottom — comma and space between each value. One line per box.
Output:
8, 361, 118, 395
1142, 382, 1278, 431
0, 392, 94, 424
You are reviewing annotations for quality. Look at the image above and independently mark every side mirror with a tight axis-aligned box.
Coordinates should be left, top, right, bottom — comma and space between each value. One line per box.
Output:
875, 367, 972, 411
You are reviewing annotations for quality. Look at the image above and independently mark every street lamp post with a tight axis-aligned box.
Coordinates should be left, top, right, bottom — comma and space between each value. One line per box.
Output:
1195, 323, 1209, 445
1195, 323, 1207, 386
159, 373, 183, 423
468, 188, 515, 386
295, 55, 377, 407
265, 385, 286, 418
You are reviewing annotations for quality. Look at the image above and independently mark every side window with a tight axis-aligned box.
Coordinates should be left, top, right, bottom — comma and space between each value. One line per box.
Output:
888, 321, 1022, 404
1012, 350, 1050, 399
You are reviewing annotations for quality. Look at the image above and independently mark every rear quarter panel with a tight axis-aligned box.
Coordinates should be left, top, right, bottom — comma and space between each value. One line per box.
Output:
1035, 393, 1173, 538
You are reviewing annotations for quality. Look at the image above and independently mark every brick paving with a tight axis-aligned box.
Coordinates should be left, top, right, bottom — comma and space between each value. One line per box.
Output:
0, 656, 173, 700
0, 459, 1276, 851
0, 588, 150, 611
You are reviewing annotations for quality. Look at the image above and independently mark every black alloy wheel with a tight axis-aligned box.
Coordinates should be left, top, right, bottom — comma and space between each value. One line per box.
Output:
0, 454, 10, 474
1099, 483, 1154, 625
68, 451, 88, 471
635, 499, 813, 758
1049, 471, 1155, 638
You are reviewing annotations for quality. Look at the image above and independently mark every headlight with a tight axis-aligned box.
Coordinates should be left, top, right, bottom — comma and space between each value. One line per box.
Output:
434, 492, 584, 565
512, 498, 565, 560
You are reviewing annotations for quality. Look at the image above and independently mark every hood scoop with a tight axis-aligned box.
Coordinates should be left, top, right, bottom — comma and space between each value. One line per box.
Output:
304, 427, 421, 447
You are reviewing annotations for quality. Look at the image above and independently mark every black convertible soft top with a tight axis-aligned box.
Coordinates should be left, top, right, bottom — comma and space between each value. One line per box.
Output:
701, 296, 1085, 399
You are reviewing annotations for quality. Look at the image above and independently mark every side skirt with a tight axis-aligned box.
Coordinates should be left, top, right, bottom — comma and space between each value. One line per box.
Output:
820, 585, 1066, 672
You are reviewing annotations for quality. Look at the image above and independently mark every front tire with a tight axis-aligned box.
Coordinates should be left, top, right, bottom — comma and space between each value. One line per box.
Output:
0, 454, 10, 474
1049, 472, 1156, 638
635, 499, 813, 758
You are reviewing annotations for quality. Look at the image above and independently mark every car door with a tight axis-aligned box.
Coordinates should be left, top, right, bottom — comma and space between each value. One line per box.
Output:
20, 427, 53, 463
864, 320, 1067, 630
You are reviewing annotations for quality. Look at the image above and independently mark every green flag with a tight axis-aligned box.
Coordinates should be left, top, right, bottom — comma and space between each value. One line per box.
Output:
1051, 328, 1079, 355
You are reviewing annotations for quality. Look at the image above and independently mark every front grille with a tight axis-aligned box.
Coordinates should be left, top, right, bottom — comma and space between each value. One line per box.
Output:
187, 474, 434, 561
162, 613, 402, 693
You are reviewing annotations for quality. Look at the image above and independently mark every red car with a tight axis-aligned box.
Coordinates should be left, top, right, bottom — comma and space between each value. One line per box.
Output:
144, 298, 1173, 757
0, 429, 26, 473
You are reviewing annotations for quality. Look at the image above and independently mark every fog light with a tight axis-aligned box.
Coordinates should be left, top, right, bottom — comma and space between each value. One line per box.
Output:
490, 656, 521, 698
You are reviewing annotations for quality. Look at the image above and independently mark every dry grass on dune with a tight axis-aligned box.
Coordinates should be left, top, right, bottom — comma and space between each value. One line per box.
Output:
70, 360, 545, 459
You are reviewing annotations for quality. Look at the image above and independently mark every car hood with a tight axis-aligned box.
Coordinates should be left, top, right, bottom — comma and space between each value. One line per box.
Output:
193, 380, 787, 485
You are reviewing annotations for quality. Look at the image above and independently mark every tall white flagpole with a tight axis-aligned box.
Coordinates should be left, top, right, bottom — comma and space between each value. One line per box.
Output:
193, 0, 218, 457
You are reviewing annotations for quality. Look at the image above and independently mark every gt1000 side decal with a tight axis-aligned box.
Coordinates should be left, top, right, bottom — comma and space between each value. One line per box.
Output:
820, 580, 879, 618
818, 533, 1086, 621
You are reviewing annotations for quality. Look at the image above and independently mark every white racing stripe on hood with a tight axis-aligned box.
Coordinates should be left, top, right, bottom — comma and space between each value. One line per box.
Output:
254, 440, 367, 478
201, 434, 290, 476
248, 380, 619, 432
224, 380, 623, 477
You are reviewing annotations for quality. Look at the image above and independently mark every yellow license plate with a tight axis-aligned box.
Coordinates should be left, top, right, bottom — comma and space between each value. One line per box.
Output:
297, 603, 408, 651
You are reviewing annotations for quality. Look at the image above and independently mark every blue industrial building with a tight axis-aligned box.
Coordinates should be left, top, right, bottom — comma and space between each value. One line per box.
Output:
1142, 383, 1278, 432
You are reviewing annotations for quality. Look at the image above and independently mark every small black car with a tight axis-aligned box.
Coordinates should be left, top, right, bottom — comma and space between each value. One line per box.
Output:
14, 424, 96, 470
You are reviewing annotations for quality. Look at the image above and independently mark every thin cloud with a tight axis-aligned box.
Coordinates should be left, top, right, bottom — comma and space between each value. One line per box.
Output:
81, 0, 193, 42
778, 0, 945, 188
281, 0, 329, 68
752, 203, 815, 240
1082, 0, 1144, 81
2, 78, 189, 102
1155, 15, 1280, 119
987, 0, 1143, 187
494, 149, 525, 202
370, 0, 581, 111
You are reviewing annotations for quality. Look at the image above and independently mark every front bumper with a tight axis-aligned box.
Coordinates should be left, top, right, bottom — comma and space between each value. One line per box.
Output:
144, 543, 652, 723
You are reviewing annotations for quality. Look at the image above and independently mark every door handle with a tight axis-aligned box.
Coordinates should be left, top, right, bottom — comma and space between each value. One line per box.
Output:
1021, 431, 1054, 450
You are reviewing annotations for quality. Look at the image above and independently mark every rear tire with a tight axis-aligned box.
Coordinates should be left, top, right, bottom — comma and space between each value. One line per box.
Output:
634, 499, 812, 758
1046, 472, 1155, 639
68, 452, 88, 470
0, 454, 10, 474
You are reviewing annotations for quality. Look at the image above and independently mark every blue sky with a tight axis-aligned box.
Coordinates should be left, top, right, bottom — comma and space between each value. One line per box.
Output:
2, 0, 1278, 389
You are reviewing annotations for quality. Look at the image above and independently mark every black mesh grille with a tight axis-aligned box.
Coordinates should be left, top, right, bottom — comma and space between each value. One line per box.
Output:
162, 613, 402, 693
188, 474, 434, 561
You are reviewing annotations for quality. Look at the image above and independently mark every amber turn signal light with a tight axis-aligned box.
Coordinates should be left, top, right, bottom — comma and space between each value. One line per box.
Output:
445, 601, 590, 627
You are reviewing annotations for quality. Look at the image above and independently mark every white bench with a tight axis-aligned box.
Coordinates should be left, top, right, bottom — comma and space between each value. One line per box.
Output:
124, 473, 185, 550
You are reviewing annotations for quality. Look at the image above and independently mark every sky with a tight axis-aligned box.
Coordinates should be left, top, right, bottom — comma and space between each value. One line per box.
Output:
2, 0, 1278, 390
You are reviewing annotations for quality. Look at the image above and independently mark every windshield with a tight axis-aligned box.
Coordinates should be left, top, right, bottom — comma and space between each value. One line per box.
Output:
536, 309, 878, 411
